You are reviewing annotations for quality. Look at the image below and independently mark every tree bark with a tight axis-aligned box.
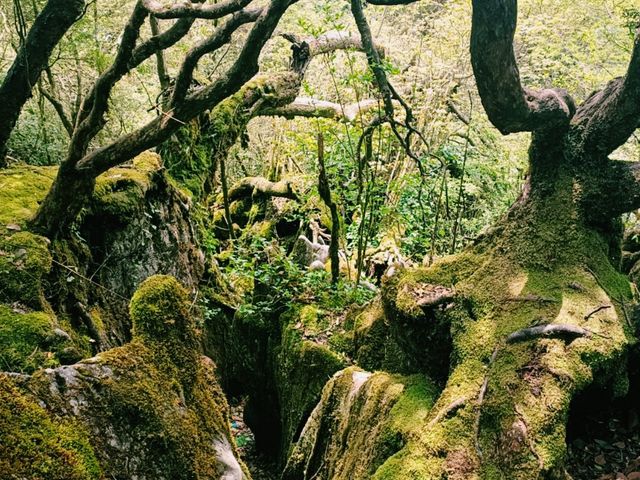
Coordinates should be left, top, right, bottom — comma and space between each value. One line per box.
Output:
0, 0, 85, 166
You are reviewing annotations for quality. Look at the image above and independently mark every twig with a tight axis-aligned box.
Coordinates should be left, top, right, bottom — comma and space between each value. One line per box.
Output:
51, 258, 128, 301
583, 304, 612, 320
475, 344, 499, 457
427, 396, 467, 429
586, 266, 633, 328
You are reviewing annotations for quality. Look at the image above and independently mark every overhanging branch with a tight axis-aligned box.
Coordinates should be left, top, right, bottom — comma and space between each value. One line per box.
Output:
142, 0, 253, 19
260, 97, 382, 123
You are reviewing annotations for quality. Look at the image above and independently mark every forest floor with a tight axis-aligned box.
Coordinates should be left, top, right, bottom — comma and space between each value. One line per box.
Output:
230, 399, 279, 480
566, 361, 640, 480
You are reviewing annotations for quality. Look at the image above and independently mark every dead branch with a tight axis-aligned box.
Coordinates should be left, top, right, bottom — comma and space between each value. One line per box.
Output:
141, 0, 253, 19
506, 324, 592, 344
261, 97, 382, 123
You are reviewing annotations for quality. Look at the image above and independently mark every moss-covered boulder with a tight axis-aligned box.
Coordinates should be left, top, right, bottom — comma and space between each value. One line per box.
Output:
15, 275, 248, 479
282, 367, 439, 480
274, 305, 346, 464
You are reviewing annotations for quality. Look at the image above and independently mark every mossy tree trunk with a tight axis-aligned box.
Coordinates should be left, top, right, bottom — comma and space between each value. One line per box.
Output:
372, 2, 640, 478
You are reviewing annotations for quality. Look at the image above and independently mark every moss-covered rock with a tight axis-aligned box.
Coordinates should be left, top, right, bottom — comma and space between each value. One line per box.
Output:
15, 275, 248, 479
91, 152, 163, 220
283, 166, 634, 478
282, 367, 439, 480
0, 231, 52, 310
275, 307, 346, 464
0, 374, 102, 480
0, 305, 69, 372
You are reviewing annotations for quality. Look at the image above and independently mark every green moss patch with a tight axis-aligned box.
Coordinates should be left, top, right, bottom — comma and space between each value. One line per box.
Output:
92, 152, 162, 219
0, 166, 55, 227
0, 375, 101, 480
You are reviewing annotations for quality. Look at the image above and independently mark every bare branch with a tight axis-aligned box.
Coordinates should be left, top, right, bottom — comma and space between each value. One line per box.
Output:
39, 85, 74, 136
260, 97, 382, 123
76, 0, 296, 176
142, 0, 253, 19
573, 28, 640, 156
130, 17, 195, 69
70, 1, 149, 164
470, 0, 575, 134
365, 0, 418, 4
170, 7, 262, 106
285, 29, 384, 75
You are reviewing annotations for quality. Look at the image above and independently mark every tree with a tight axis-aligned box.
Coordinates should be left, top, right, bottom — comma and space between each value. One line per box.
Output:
10, 0, 412, 238
366, 1, 640, 477
277, 1, 639, 478
0, 0, 86, 167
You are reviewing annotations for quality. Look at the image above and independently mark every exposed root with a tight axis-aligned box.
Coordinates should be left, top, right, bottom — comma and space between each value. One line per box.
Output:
475, 344, 500, 457
427, 396, 467, 429
506, 294, 558, 304
583, 304, 612, 320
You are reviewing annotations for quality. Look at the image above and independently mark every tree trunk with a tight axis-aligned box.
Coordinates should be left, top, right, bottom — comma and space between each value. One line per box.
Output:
29, 162, 96, 238
0, 0, 85, 166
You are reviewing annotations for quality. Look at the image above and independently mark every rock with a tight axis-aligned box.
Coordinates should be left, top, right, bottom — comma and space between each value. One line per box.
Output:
283, 367, 438, 480
12, 276, 249, 479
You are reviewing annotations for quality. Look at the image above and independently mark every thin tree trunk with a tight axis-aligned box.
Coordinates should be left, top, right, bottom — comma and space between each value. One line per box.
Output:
317, 133, 340, 284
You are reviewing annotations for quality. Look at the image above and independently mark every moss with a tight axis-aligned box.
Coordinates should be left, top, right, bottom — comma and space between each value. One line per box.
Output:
0, 231, 52, 309
0, 165, 56, 227
335, 168, 634, 478
283, 368, 440, 480
276, 310, 346, 464
0, 375, 101, 480
26, 274, 248, 479
162, 73, 298, 199
130, 275, 200, 388
0, 305, 61, 372
92, 152, 161, 219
